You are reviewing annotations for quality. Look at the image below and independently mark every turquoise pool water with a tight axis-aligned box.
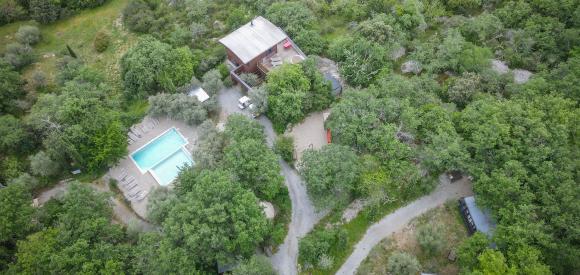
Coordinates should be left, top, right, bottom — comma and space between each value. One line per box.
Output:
151, 149, 192, 186
130, 128, 192, 185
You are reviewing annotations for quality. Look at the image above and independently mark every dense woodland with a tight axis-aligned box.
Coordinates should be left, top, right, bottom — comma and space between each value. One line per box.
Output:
0, 0, 578, 274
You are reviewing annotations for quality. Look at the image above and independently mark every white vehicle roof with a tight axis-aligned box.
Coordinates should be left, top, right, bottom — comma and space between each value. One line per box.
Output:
238, 96, 251, 104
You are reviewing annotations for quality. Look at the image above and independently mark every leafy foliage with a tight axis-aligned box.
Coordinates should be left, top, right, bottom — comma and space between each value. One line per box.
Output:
300, 144, 361, 209
148, 93, 212, 125
121, 36, 194, 98
274, 136, 294, 164
387, 251, 422, 275
163, 169, 269, 268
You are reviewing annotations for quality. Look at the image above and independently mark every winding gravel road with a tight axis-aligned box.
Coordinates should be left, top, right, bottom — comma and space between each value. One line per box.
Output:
218, 87, 323, 275
336, 177, 473, 275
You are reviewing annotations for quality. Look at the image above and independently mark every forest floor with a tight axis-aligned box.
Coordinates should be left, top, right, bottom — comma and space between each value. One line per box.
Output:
335, 177, 472, 275
356, 201, 469, 275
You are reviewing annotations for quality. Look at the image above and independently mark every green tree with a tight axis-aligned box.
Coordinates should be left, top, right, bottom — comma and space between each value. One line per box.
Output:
201, 68, 224, 95
164, 169, 269, 267
146, 187, 176, 225
0, 59, 24, 114
266, 64, 309, 132
224, 138, 284, 200
472, 249, 517, 275
0, 115, 30, 154
224, 114, 265, 142
328, 36, 389, 87
192, 120, 226, 169
16, 25, 41, 45
248, 86, 268, 115
300, 144, 361, 209
416, 224, 444, 256
266, 2, 314, 34
121, 36, 194, 98
457, 232, 490, 271
301, 57, 333, 113
274, 136, 295, 164
387, 251, 422, 275
0, 183, 33, 243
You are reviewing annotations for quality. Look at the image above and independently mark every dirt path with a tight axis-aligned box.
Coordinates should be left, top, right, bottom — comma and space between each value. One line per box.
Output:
269, 161, 324, 275
336, 177, 473, 275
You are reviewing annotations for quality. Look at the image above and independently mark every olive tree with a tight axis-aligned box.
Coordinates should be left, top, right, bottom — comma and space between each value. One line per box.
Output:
29, 151, 61, 177
387, 251, 422, 275
16, 25, 41, 45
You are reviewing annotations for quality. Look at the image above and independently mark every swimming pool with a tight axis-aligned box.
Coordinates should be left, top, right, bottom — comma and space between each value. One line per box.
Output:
130, 128, 193, 186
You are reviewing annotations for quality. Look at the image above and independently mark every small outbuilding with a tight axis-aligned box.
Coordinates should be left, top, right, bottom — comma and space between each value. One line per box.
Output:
458, 196, 495, 237
188, 87, 210, 103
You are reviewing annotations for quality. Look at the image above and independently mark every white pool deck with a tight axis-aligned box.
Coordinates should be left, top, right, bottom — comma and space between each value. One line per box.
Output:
105, 116, 199, 219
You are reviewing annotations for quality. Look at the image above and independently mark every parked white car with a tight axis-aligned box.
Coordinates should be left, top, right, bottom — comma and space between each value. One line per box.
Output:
238, 96, 251, 109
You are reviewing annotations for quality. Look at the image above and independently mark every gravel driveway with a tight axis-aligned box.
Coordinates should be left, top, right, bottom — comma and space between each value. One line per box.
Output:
336, 176, 473, 275
218, 87, 323, 275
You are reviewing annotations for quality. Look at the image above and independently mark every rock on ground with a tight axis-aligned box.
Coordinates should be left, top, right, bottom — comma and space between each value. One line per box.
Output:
491, 59, 509, 74
513, 69, 533, 84
401, 60, 422, 74
342, 199, 367, 223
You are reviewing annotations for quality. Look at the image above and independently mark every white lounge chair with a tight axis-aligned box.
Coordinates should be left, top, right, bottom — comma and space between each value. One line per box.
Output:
135, 190, 150, 201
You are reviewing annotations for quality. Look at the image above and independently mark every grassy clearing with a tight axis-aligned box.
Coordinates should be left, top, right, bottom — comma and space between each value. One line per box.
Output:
301, 200, 404, 275
0, 0, 136, 90
357, 201, 468, 275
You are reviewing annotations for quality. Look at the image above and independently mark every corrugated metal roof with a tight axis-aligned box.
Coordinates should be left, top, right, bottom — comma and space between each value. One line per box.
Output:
464, 196, 495, 237
219, 16, 288, 64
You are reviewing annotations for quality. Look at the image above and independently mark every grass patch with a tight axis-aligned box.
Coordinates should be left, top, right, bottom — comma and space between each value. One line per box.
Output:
300, 200, 404, 275
0, 0, 136, 90
357, 201, 469, 275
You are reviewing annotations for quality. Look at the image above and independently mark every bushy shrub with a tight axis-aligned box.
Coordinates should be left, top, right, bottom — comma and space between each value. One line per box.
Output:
299, 228, 347, 270
239, 73, 260, 87
31, 70, 48, 89
293, 29, 326, 55
123, 0, 155, 33
387, 251, 422, 275
148, 93, 209, 125
248, 86, 268, 114
274, 136, 294, 164
121, 36, 194, 98
300, 144, 361, 209
29, 0, 60, 24
266, 2, 315, 34
16, 25, 41, 45
93, 30, 111, 53
201, 69, 224, 95
416, 224, 444, 256
232, 255, 276, 275
29, 151, 61, 177
328, 36, 389, 87
4, 42, 35, 69
0, 0, 27, 25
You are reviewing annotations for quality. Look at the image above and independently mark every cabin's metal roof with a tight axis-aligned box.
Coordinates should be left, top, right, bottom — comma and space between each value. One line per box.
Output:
464, 196, 495, 237
219, 16, 287, 64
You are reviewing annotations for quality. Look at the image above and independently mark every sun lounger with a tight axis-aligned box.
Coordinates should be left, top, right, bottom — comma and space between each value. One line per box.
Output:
129, 189, 142, 198
271, 56, 282, 62
128, 132, 139, 140
117, 171, 128, 181
136, 190, 150, 202
122, 175, 135, 183
272, 60, 283, 67
127, 182, 139, 191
